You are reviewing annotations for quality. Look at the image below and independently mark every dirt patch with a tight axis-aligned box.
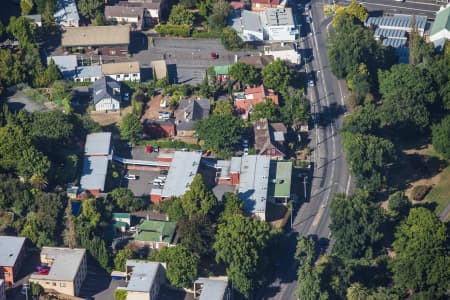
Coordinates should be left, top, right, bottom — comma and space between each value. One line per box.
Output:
90, 107, 132, 126
141, 91, 173, 122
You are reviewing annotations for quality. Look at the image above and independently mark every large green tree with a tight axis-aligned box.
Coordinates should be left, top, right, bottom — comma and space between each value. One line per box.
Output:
77, 0, 102, 20
0, 49, 26, 86
120, 113, 143, 144
341, 103, 380, 135
229, 62, 258, 87
194, 113, 243, 155
214, 214, 271, 298
221, 27, 243, 50
110, 188, 145, 212
114, 248, 134, 272
168, 4, 195, 26
330, 191, 386, 259
208, 0, 231, 30
262, 59, 291, 92
279, 87, 310, 125
392, 208, 450, 298
342, 133, 396, 191
378, 64, 436, 133
178, 215, 214, 256
250, 98, 279, 122
180, 174, 217, 219
432, 115, 450, 159
152, 245, 199, 288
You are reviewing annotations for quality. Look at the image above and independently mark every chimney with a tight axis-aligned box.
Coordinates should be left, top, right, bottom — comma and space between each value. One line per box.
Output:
146, 214, 149, 221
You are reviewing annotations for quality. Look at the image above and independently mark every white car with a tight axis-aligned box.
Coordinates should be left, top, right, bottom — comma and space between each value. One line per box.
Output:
124, 174, 137, 180
243, 148, 249, 156
308, 79, 315, 87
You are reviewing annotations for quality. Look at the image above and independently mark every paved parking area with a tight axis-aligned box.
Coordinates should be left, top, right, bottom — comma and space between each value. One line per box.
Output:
79, 259, 115, 299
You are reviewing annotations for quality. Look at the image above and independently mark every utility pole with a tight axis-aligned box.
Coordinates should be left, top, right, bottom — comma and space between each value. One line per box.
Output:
303, 176, 308, 200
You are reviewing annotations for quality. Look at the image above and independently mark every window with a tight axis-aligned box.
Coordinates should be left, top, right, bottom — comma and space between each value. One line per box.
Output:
60, 283, 66, 287
110, 50, 116, 55
124, 74, 129, 78
52, 282, 56, 286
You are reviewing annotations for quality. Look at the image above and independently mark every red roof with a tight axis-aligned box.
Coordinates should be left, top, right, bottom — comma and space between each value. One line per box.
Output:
234, 85, 279, 116
230, 0, 245, 10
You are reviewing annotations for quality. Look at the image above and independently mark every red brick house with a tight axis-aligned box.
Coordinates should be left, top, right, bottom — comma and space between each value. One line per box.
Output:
234, 85, 279, 120
254, 118, 286, 159
0, 236, 26, 286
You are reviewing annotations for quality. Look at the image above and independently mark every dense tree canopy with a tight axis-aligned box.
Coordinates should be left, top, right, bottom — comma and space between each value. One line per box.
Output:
342, 133, 396, 191
392, 208, 450, 298
341, 103, 380, 135
221, 27, 243, 50
330, 191, 386, 259
179, 174, 217, 219
229, 62, 258, 87
120, 113, 143, 144
250, 98, 279, 122
262, 60, 291, 92
77, 0, 102, 20
168, 4, 195, 26
110, 188, 145, 212
432, 115, 450, 159
378, 64, 437, 133
194, 113, 243, 155
178, 215, 214, 256
214, 214, 271, 298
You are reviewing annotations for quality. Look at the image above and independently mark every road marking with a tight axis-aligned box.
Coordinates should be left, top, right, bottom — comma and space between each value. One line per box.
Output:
312, 207, 324, 227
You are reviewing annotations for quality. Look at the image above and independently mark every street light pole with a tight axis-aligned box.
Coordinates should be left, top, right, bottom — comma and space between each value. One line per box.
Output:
303, 175, 308, 201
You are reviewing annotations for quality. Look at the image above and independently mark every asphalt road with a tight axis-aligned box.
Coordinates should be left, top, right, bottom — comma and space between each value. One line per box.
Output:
260, 1, 353, 299
338, 0, 443, 19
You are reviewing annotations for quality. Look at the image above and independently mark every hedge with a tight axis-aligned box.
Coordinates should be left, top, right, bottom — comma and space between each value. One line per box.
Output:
155, 24, 191, 37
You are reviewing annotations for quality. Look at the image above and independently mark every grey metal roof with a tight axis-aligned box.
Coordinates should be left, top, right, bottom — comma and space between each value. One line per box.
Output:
216, 160, 231, 179
161, 151, 202, 198
230, 157, 242, 173
237, 155, 270, 216
30, 247, 86, 281
54, 0, 80, 24
84, 132, 112, 156
243, 10, 263, 32
374, 28, 407, 39
382, 38, 407, 48
120, 260, 161, 292
80, 156, 108, 191
0, 236, 25, 267
175, 98, 210, 131
89, 77, 121, 105
75, 66, 102, 79
195, 277, 229, 300
262, 7, 295, 27
365, 14, 427, 32
47, 55, 77, 71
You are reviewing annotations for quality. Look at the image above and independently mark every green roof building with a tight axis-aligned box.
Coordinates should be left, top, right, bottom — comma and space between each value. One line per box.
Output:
268, 161, 292, 204
135, 220, 177, 249
430, 4, 450, 47
213, 65, 232, 76
112, 213, 131, 233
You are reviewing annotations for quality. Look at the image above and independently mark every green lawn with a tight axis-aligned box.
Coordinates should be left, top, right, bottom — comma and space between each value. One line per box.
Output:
425, 165, 450, 219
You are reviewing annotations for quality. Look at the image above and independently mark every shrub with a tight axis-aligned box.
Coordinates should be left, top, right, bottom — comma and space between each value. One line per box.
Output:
155, 24, 191, 37
411, 185, 431, 201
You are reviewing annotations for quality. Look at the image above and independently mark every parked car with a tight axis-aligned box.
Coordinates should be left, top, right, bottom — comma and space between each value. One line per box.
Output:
159, 169, 168, 175
123, 92, 130, 101
308, 79, 315, 87
158, 111, 171, 120
306, 16, 312, 24
124, 174, 137, 180
243, 148, 249, 156
211, 52, 219, 59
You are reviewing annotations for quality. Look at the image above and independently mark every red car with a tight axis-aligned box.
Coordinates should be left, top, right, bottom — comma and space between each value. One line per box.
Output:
211, 52, 218, 59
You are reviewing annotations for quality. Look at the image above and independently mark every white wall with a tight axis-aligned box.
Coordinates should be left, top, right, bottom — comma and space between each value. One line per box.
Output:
430, 29, 450, 42
265, 49, 300, 64
96, 98, 121, 111
106, 73, 141, 82
265, 25, 297, 41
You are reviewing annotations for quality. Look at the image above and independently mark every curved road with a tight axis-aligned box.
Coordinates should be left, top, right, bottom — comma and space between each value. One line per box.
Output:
260, 1, 353, 299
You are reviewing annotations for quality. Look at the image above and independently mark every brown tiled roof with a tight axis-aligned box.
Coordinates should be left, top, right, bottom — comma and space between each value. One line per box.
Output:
102, 61, 140, 75
238, 55, 274, 69
62, 25, 130, 47
105, 5, 144, 19
254, 118, 285, 155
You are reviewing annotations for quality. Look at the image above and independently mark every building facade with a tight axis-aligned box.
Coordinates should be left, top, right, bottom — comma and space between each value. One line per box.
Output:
0, 236, 26, 286
102, 61, 141, 82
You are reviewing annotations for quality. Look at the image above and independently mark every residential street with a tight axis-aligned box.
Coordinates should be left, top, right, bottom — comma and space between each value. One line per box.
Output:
260, 0, 353, 299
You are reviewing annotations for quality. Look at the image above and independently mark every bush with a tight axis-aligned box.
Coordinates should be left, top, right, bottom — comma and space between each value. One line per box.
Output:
138, 138, 200, 150
155, 24, 191, 37
192, 30, 222, 38
115, 289, 127, 300
411, 185, 431, 201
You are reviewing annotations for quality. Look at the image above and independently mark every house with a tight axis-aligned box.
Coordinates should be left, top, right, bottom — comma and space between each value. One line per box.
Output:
117, 260, 166, 300
118, 0, 168, 24
54, 0, 80, 27
237, 155, 271, 221
238, 54, 274, 69
254, 118, 286, 159
234, 85, 279, 119
175, 98, 210, 142
151, 151, 202, 204
74, 66, 102, 83
151, 60, 167, 80
80, 132, 112, 196
89, 77, 122, 111
194, 277, 231, 300
25, 14, 42, 27
0, 280, 5, 300
134, 220, 177, 249
231, 9, 264, 42
102, 61, 141, 82
230, 0, 245, 10
268, 160, 292, 204
213, 65, 232, 82
61, 26, 130, 56
264, 43, 300, 64
144, 119, 176, 138
251, 0, 285, 12
430, 4, 450, 51
113, 213, 131, 233
0, 236, 26, 286
29, 247, 87, 297
261, 8, 298, 41
105, 5, 145, 29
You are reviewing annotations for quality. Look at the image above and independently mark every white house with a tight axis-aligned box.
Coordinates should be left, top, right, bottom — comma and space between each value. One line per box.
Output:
231, 10, 264, 42
74, 66, 102, 83
261, 8, 298, 41
89, 77, 121, 111
430, 4, 450, 50
54, 0, 80, 27
264, 43, 300, 64
101, 61, 141, 82
105, 6, 144, 29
